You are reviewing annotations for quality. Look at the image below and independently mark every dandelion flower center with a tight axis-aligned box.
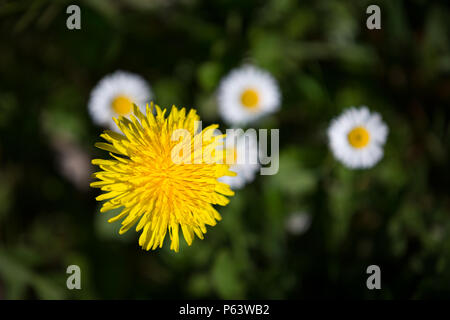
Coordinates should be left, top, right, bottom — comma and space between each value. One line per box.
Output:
91, 103, 236, 252
111, 95, 133, 115
347, 126, 370, 148
240, 88, 260, 110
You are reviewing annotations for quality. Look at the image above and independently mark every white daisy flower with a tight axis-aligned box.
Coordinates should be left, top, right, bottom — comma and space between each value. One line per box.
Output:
88, 70, 152, 130
217, 130, 260, 189
328, 106, 388, 169
217, 65, 281, 125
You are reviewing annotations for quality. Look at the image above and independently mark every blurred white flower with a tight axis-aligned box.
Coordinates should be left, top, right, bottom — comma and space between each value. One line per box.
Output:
328, 106, 388, 169
285, 212, 312, 235
217, 130, 260, 189
217, 65, 280, 125
88, 70, 152, 130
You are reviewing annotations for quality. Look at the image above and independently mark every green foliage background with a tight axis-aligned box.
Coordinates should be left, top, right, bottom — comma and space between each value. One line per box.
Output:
0, 0, 449, 299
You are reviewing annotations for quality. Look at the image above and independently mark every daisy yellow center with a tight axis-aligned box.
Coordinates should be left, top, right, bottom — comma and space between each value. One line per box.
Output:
240, 89, 260, 110
348, 126, 370, 148
91, 104, 236, 253
111, 95, 133, 115
224, 147, 238, 165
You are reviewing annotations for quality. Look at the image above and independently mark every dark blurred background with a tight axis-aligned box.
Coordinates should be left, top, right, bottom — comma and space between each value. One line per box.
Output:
0, 0, 449, 299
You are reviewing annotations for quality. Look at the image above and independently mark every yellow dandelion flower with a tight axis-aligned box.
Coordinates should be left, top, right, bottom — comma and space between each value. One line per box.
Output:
91, 103, 236, 252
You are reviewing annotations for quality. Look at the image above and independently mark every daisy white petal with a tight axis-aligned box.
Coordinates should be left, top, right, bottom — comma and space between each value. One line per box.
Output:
217, 130, 260, 189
